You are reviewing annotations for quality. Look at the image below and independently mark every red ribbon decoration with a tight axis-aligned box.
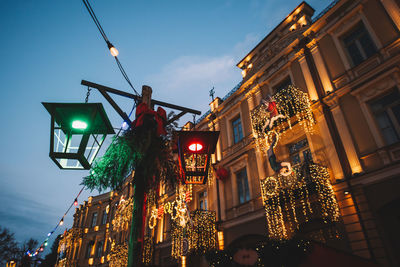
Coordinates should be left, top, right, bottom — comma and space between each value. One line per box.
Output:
216, 167, 229, 180
132, 102, 167, 136
267, 101, 278, 117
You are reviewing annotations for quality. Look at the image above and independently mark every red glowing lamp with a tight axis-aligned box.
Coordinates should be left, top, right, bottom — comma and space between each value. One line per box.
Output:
176, 131, 219, 185
188, 142, 203, 152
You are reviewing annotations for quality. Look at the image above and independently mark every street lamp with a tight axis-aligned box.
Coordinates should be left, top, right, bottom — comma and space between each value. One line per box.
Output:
176, 131, 219, 185
42, 102, 114, 170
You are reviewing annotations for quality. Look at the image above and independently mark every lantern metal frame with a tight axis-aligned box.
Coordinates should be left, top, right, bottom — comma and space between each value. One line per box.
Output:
42, 102, 115, 170
176, 131, 219, 185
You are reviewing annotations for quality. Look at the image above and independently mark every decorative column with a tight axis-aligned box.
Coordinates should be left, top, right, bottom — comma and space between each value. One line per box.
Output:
298, 53, 319, 101
380, 0, 400, 31
324, 93, 363, 174
314, 103, 345, 180
246, 91, 266, 180
310, 45, 334, 93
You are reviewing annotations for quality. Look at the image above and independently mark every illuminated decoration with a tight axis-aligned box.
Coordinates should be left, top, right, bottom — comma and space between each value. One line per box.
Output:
171, 210, 217, 259
42, 102, 114, 169
112, 196, 133, 232
148, 209, 158, 229
72, 120, 87, 130
107, 41, 119, 57
109, 242, 128, 267
217, 231, 224, 250
176, 131, 219, 184
59, 218, 64, 226
56, 228, 83, 267
73, 198, 78, 206
250, 85, 314, 154
189, 142, 203, 152
142, 236, 154, 266
260, 162, 340, 240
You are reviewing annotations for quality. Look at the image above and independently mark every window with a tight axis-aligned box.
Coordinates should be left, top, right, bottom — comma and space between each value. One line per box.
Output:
236, 168, 250, 204
95, 241, 103, 258
369, 90, 400, 145
288, 138, 312, 165
273, 76, 292, 93
232, 116, 244, 144
101, 210, 108, 225
85, 242, 94, 258
342, 23, 377, 66
91, 212, 98, 227
80, 214, 85, 228
199, 190, 208, 210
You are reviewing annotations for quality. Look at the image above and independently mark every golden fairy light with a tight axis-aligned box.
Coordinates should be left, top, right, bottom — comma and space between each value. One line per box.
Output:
112, 197, 133, 232
260, 162, 340, 240
171, 210, 217, 259
251, 85, 315, 153
109, 241, 128, 267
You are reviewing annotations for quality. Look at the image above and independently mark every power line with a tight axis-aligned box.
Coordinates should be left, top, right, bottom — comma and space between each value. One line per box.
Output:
82, 0, 140, 98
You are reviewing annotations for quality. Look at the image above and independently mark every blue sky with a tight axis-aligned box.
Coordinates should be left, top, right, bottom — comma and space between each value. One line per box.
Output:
0, 0, 331, 253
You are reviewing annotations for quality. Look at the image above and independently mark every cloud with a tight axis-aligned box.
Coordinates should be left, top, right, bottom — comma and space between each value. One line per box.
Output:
145, 34, 261, 117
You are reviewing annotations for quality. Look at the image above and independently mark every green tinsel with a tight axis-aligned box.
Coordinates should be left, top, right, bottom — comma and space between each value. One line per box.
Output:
81, 134, 141, 192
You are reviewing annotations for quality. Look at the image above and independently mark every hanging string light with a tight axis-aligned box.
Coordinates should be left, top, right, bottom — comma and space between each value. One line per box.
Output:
260, 162, 340, 240
27, 187, 85, 257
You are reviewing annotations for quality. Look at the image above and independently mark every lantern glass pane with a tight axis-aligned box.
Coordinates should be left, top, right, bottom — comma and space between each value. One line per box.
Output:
84, 134, 105, 165
55, 158, 84, 169
184, 153, 207, 172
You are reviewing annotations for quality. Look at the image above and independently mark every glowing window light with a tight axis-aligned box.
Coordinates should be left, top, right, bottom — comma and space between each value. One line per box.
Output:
188, 143, 203, 152
72, 120, 87, 130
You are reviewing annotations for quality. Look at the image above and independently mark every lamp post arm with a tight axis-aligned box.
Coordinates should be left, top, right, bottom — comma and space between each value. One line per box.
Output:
81, 80, 202, 124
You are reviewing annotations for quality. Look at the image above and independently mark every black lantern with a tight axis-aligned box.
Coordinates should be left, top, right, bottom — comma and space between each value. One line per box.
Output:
176, 131, 219, 184
42, 102, 115, 170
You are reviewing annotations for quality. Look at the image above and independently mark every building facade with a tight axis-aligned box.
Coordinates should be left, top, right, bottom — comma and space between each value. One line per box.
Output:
57, 0, 400, 266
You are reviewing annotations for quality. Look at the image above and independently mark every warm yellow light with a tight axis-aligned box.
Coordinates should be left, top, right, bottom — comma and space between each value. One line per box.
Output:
84, 228, 89, 233
88, 258, 94, 265
101, 256, 105, 263
107, 41, 119, 57
94, 226, 99, 231
110, 46, 119, 57
241, 70, 246, 78
247, 63, 253, 69
59, 218, 64, 226
344, 191, 350, 195
181, 256, 186, 267
217, 231, 224, 250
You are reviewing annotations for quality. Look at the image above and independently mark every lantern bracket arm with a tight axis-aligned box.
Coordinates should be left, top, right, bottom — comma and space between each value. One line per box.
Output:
81, 80, 202, 124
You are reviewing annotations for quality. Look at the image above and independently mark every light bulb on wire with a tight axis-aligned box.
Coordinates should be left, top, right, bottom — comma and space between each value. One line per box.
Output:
59, 218, 64, 226
74, 198, 78, 206
107, 41, 119, 57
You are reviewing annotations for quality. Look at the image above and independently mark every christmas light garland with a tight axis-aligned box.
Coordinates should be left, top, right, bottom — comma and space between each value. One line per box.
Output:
109, 241, 128, 267
171, 210, 217, 259
251, 85, 315, 153
112, 196, 134, 232
260, 162, 340, 240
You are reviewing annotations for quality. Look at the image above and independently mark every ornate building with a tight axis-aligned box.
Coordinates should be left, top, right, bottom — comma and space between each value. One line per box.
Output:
57, 0, 400, 266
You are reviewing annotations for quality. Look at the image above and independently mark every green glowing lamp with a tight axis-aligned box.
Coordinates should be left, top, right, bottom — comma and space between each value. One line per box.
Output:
42, 103, 115, 170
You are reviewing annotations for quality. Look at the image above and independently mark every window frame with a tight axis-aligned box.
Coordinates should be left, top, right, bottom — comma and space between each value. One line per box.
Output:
198, 190, 208, 210
95, 241, 103, 258
340, 22, 377, 67
85, 242, 94, 259
288, 138, 313, 166
368, 89, 400, 145
231, 116, 244, 144
236, 167, 250, 205
91, 212, 98, 228
101, 210, 108, 225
